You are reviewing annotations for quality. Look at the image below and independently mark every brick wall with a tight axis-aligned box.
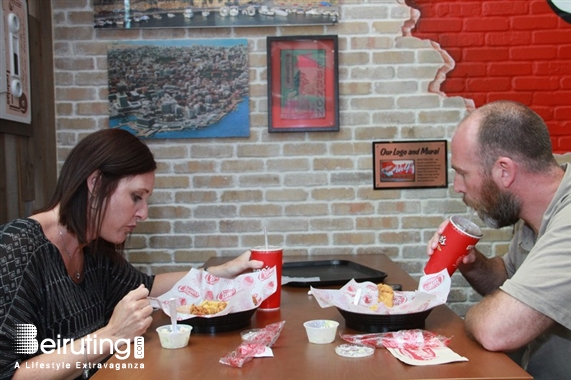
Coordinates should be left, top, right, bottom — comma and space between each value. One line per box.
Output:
51, 0, 532, 317
406, 0, 571, 152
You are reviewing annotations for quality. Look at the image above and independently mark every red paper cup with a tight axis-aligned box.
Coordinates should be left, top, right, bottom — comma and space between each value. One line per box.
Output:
424, 215, 482, 276
250, 246, 283, 310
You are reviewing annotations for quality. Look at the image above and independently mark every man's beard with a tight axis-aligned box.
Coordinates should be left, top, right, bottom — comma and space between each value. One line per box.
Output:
464, 175, 522, 229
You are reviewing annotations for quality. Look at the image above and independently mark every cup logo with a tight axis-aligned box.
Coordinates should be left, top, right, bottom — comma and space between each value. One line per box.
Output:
256, 267, 275, 281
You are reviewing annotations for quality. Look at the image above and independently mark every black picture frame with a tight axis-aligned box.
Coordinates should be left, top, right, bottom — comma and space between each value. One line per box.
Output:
93, 2, 340, 29
267, 35, 340, 133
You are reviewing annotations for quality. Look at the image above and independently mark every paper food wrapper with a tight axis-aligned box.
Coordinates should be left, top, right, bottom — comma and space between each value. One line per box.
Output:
387, 346, 468, 366
154, 267, 278, 319
311, 269, 451, 315
341, 329, 468, 366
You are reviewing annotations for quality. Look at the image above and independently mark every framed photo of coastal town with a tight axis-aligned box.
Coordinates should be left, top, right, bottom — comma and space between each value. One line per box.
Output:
372, 140, 448, 190
106, 39, 250, 139
93, 0, 339, 29
267, 35, 339, 133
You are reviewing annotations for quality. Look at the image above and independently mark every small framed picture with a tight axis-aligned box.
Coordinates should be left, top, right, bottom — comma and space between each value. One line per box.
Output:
267, 35, 339, 133
372, 140, 448, 190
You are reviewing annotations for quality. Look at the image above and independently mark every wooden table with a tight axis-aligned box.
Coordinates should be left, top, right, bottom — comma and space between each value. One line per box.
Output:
92, 254, 531, 379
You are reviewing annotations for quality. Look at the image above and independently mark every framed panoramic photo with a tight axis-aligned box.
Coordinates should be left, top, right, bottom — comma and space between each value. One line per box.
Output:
372, 140, 448, 190
267, 35, 339, 133
93, 1, 339, 29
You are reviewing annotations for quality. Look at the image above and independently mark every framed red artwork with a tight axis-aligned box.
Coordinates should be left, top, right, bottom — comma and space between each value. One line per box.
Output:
267, 35, 339, 133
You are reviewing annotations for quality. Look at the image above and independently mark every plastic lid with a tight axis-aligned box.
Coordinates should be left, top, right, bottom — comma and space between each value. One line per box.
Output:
335, 344, 375, 358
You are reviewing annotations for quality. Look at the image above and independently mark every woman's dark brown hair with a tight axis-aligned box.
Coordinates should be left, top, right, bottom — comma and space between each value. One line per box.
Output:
37, 128, 156, 262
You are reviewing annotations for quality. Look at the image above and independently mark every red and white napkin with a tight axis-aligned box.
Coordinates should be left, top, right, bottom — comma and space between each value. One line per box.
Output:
310, 269, 451, 315
153, 267, 278, 319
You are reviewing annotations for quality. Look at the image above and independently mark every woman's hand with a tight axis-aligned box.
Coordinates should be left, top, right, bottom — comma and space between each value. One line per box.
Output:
106, 284, 153, 341
152, 251, 264, 296
205, 250, 264, 278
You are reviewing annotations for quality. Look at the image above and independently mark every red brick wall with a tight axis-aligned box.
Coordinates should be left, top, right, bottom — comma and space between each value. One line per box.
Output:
406, 0, 571, 153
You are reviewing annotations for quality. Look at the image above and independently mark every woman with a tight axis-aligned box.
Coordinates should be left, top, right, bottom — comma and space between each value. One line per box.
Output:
0, 128, 261, 379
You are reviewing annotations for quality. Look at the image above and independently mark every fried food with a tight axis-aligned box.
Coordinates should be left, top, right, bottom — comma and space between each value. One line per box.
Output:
177, 300, 228, 315
377, 283, 394, 308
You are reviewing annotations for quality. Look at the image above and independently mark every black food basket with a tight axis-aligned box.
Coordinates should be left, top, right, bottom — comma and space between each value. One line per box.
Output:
337, 308, 433, 333
180, 308, 257, 334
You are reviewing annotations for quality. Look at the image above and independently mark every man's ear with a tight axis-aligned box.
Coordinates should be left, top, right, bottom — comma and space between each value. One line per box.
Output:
492, 157, 516, 189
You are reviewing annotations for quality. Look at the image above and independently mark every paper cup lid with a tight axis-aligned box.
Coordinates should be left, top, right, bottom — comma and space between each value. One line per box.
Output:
335, 344, 375, 358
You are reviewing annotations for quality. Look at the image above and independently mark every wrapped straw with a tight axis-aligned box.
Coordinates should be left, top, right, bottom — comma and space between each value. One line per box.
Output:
340, 329, 451, 349
220, 321, 286, 367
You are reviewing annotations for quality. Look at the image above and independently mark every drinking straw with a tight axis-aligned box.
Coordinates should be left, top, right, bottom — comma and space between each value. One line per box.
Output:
468, 207, 475, 223
264, 226, 269, 248
353, 288, 362, 305
169, 298, 178, 333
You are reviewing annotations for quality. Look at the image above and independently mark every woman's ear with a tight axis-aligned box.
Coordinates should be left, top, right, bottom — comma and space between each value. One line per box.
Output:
87, 170, 100, 193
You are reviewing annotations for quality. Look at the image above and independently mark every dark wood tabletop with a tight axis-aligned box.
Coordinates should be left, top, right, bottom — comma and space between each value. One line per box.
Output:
92, 254, 531, 380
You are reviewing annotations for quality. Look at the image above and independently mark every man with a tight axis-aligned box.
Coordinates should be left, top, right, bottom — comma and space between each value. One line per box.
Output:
427, 100, 571, 379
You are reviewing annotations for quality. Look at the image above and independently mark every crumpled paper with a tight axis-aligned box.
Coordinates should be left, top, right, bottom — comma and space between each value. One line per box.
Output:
341, 329, 468, 366
310, 269, 451, 315
153, 268, 278, 319
220, 321, 286, 367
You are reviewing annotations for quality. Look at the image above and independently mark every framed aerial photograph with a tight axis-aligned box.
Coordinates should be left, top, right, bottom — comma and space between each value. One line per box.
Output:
93, 0, 339, 29
107, 39, 250, 139
372, 140, 448, 190
267, 35, 339, 133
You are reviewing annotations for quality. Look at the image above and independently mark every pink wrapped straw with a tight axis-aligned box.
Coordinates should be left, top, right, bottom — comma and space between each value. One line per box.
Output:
220, 321, 286, 367
340, 329, 452, 350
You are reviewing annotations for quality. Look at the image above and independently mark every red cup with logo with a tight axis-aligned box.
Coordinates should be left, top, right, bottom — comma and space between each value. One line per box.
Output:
424, 215, 482, 276
250, 246, 283, 310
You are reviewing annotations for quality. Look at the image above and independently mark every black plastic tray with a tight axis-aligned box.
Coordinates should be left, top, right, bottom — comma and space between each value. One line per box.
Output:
179, 308, 256, 334
282, 260, 387, 287
337, 308, 433, 333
